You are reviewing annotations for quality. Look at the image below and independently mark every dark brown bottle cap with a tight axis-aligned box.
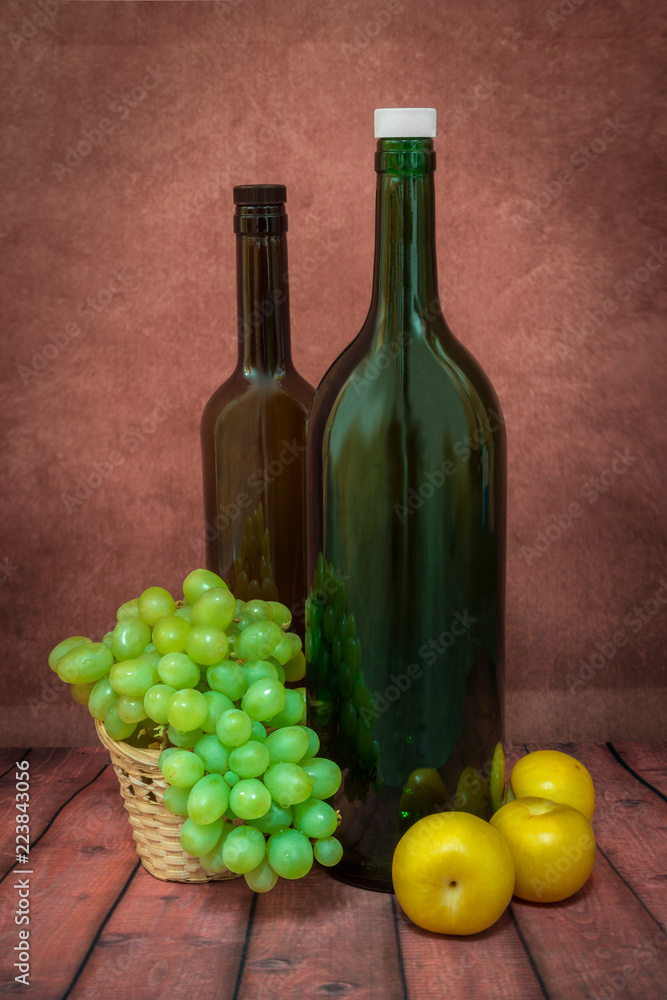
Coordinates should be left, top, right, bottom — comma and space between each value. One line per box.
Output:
233, 184, 287, 206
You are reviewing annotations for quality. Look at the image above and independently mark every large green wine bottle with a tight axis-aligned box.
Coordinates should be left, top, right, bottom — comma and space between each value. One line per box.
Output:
305, 109, 506, 891
201, 185, 314, 633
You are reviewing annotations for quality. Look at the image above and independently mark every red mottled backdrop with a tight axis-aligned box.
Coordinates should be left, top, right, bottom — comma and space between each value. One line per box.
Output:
0, 0, 665, 745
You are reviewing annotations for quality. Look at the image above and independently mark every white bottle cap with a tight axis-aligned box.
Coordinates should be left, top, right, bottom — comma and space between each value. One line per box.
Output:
374, 107, 437, 138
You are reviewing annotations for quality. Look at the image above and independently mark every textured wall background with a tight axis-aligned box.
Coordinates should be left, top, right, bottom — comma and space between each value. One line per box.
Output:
1, 0, 665, 745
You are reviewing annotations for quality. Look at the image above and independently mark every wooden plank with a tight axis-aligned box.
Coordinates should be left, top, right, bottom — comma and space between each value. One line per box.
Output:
0, 750, 31, 778
505, 743, 667, 1000
568, 743, 667, 925
67, 866, 253, 1000
0, 749, 109, 873
612, 742, 667, 798
0, 766, 139, 999
397, 903, 546, 1000
237, 867, 406, 1000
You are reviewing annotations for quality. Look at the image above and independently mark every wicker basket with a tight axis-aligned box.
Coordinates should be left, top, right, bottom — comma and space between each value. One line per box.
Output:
95, 719, 240, 883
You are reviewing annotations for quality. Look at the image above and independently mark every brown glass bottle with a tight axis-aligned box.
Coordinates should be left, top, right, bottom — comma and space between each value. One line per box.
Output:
201, 185, 314, 635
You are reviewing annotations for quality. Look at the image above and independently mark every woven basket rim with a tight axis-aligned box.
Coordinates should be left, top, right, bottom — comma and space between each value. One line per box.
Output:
94, 718, 162, 765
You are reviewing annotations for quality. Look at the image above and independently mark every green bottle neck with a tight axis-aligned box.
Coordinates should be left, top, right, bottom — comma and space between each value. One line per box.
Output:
235, 204, 291, 377
369, 138, 441, 341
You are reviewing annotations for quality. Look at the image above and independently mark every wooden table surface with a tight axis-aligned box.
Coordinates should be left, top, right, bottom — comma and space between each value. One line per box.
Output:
0, 742, 665, 1000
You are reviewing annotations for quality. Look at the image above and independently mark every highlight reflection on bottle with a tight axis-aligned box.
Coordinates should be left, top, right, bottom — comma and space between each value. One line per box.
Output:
306, 109, 506, 892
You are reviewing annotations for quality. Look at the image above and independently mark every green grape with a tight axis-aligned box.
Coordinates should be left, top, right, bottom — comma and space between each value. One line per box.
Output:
346, 637, 362, 672
287, 633, 302, 656
338, 664, 354, 699
336, 614, 347, 646
201, 690, 235, 733
57, 642, 113, 685
111, 618, 152, 661
138, 649, 161, 669
199, 822, 234, 872
330, 635, 342, 668
88, 677, 118, 720
263, 763, 313, 808
251, 721, 267, 742
283, 650, 306, 683
144, 683, 177, 724
117, 598, 140, 621
157, 652, 200, 689
234, 598, 245, 615
323, 605, 336, 643
229, 778, 271, 820
182, 568, 227, 605
311, 687, 333, 725
187, 773, 230, 825
117, 695, 148, 724
193, 734, 229, 774
102, 631, 114, 650
246, 800, 293, 835
110, 659, 159, 698
216, 709, 253, 747
243, 660, 279, 687
191, 588, 236, 631
103, 701, 136, 741
299, 758, 342, 799
271, 632, 294, 666
266, 689, 306, 728
234, 620, 282, 661
48, 636, 91, 671
224, 771, 240, 787
222, 825, 267, 874
167, 725, 203, 748
301, 727, 320, 759
242, 599, 273, 621
236, 612, 254, 630
340, 699, 357, 736
229, 741, 270, 778
161, 749, 205, 787
173, 604, 192, 622
207, 661, 247, 701
241, 677, 286, 722
293, 798, 339, 839
185, 625, 229, 666
71, 681, 95, 705
244, 857, 279, 893
163, 784, 192, 818
264, 727, 310, 765
138, 586, 175, 626
267, 601, 292, 628
166, 689, 209, 733
274, 662, 286, 684
346, 613, 356, 639
152, 615, 190, 655
144, 643, 156, 652
267, 828, 313, 879
314, 836, 343, 867
180, 816, 224, 857
158, 746, 180, 769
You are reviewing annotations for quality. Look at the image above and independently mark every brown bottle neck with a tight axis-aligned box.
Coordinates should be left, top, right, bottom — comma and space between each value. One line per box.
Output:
235, 205, 291, 377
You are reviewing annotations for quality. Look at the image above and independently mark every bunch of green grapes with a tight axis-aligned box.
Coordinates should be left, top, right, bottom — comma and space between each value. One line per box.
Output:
48, 567, 343, 890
